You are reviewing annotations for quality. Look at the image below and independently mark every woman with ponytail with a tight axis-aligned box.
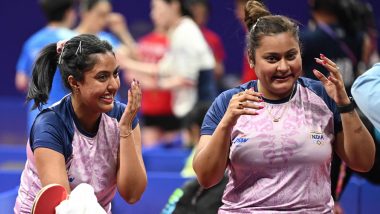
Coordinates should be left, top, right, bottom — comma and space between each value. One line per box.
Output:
14, 34, 147, 213
193, 0, 375, 213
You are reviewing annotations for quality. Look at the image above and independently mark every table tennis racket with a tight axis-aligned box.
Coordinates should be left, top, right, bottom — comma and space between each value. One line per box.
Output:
31, 184, 68, 214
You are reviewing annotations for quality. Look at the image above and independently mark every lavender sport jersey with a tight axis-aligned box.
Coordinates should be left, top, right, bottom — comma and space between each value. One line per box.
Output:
201, 77, 342, 213
14, 95, 138, 213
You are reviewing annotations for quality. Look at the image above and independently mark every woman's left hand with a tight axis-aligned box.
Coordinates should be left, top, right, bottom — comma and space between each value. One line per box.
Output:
313, 54, 351, 105
119, 79, 142, 131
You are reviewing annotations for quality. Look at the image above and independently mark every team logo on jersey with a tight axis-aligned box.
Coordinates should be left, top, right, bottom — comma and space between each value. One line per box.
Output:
310, 131, 325, 145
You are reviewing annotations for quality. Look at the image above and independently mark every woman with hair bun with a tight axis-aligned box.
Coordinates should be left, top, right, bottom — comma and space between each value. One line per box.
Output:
193, 0, 375, 213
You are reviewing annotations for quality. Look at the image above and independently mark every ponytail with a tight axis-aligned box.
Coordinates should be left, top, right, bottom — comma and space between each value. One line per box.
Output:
26, 43, 59, 110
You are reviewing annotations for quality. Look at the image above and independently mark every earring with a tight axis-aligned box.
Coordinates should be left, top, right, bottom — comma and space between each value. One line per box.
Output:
249, 63, 254, 68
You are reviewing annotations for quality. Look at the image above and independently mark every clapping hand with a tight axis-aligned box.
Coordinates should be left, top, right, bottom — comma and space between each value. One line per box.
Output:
119, 79, 141, 132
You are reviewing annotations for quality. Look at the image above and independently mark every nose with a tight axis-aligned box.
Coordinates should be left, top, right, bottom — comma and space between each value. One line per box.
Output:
108, 75, 120, 92
277, 59, 290, 72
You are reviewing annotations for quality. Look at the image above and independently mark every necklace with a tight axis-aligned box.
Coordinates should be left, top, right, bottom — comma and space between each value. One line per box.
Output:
261, 83, 296, 122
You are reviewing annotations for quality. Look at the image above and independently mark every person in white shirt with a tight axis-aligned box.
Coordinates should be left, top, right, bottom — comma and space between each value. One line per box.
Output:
121, 0, 216, 120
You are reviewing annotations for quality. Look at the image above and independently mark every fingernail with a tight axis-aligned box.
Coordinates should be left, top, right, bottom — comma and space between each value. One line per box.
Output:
259, 105, 264, 109
320, 53, 325, 58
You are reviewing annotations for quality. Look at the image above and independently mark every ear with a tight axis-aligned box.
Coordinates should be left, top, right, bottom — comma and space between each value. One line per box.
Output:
68, 75, 79, 92
249, 60, 255, 68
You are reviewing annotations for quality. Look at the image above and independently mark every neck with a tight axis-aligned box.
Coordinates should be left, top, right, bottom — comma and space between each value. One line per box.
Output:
71, 95, 101, 133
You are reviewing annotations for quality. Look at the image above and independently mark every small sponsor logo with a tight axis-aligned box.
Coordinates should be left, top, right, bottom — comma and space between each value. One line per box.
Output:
233, 137, 249, 144
310, 131, 325, 145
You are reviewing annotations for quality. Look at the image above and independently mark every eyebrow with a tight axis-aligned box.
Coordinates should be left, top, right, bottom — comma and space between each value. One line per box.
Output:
97, 66, 120, 74
265, 48, 298, 55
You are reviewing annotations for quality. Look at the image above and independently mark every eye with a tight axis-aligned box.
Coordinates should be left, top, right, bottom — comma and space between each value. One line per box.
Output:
266, 55, 278, 63
113, 69, 120, 78
286, 52, 297, 60
97, 73, 108, 82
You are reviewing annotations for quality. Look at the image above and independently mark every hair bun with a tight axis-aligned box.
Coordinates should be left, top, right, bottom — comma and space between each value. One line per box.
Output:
244, 0, 271, 30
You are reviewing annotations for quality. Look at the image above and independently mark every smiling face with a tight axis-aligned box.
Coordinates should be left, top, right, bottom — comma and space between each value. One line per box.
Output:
75, 52, 120, 115
254, 32, 302, 99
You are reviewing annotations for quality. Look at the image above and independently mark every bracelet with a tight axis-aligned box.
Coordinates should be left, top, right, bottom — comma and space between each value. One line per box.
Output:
337, 97, 356, 113
120, 130, 133, 138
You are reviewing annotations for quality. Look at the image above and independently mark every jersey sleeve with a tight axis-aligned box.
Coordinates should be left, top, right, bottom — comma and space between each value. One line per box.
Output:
201, 92, 231, 135
30, 110, 68, 156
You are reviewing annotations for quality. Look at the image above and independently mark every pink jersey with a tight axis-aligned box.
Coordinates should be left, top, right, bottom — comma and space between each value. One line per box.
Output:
201, 78, 341, 213
14, 96, 138, 213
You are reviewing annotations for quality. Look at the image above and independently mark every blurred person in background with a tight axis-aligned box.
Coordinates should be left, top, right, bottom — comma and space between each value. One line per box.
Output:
301, 0, 378, 90
189, 0, 226, 92
75, 0, 121, 51
121, 0, 216, 148
75, 0, 135, 101
15, 0, 77, 132
121, 0, 181, 148
300, 1, 379, 212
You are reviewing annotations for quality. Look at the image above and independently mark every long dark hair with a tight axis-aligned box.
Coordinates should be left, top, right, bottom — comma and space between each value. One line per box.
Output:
27, 34, 114, 110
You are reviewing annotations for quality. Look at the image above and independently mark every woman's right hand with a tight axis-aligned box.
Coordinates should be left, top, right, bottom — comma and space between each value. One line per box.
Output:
221, 88, 264, 127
